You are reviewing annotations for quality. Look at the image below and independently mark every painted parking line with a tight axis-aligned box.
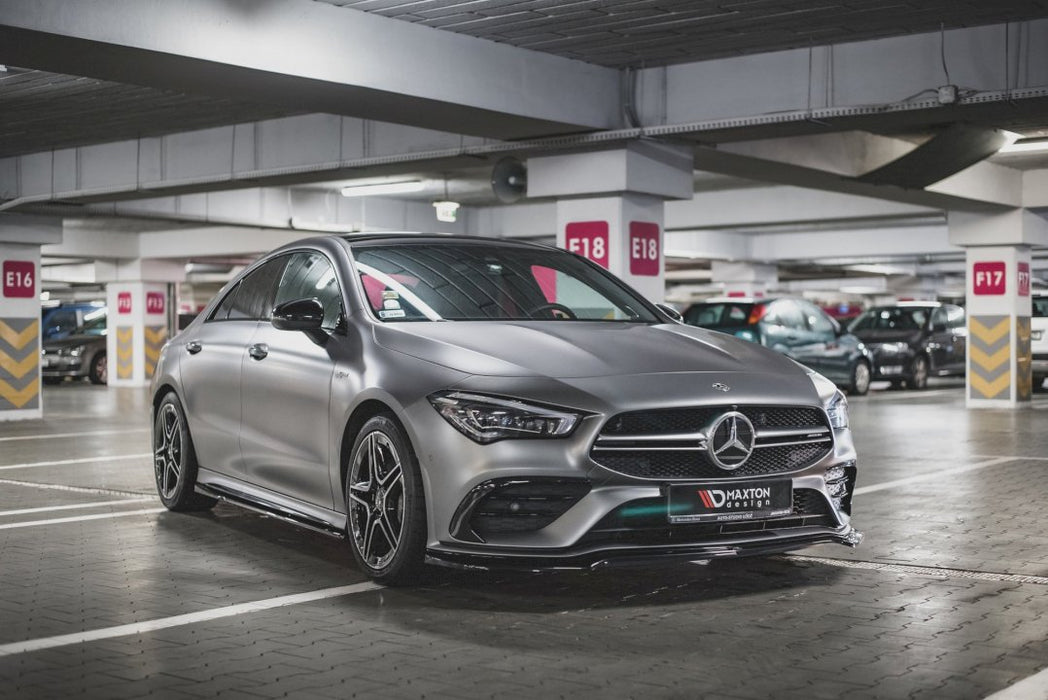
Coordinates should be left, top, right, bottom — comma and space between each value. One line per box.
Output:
0, 508, 166, 530
0, 453, 151, 471
0, 428, 149, 443
985, 667, 1048, 700
853, 456, 1018, 495
0, 497, 157, 517
0, 581, 381, 658
0, 478, 153, 498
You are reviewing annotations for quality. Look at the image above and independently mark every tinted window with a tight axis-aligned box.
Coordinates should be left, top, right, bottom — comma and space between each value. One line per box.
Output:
931, 307, 949, 331
800, 301, 836, 337
275, 252, 344, 330
208, 257, 287, 323
946, 305, 965, 328
1032, 297, 1048, 318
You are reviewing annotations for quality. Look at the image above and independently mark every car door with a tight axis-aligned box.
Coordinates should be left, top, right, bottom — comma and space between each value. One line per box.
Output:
927, 306, 958, 373
238, 251, 342, 509
944, 305, 967, 374
179, 257, 286, 477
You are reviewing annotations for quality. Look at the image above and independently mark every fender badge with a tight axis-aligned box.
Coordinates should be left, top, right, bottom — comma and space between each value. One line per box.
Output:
712, 382, 730, 392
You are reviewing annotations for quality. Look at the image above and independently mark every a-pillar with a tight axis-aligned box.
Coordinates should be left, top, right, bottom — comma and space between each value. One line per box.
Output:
102, 260, 185, 388
0, 215, 61, 421
528, 142, 694, 302
948, 210, 1048, 407
710, 261, 778, 298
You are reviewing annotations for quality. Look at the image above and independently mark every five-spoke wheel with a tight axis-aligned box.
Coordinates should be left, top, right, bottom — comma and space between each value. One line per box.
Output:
152, 393, 215, 511
346, 415, 426, 585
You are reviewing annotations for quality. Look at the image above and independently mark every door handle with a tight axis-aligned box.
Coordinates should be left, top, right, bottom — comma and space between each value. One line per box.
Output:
186, 340, 203, 355
248, 343, 269, 361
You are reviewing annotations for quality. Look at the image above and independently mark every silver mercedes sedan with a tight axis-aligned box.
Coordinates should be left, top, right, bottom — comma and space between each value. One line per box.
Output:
151, 234, 861, 585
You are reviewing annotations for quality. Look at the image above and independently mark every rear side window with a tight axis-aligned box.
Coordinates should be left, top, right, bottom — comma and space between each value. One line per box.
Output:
683, 303, 753, 326
208, 257, 288, 322
765, 301, 805, 330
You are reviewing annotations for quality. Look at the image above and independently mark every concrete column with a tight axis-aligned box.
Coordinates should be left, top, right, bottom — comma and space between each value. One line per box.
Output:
0, 215, 61, 421
528, 142, 693, 303
710, 261, 779, 298
102, 260, 184, 388
949, 210, 1048, 408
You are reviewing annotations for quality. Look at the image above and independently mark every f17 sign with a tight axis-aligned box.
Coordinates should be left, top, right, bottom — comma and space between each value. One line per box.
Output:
1018, 262, 1030, 297
972, 261, 1006, 296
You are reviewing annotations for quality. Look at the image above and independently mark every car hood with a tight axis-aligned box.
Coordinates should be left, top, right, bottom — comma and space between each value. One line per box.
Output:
850, 329, 921, 345
42, 334, 105, 351
373, 321, 803, 380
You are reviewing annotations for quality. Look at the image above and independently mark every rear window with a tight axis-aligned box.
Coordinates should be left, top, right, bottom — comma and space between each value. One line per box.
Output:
683, 303, 754, 327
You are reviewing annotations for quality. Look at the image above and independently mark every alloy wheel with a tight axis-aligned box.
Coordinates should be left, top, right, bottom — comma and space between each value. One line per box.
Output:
95, 355, 107, 384
348, 431, 405, 570
853, 361, 871, 395
154, 403, 183, 499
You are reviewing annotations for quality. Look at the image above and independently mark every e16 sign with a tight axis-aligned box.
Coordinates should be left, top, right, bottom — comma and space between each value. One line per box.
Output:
972, 261, 1006, 296
2, 260, 35, 298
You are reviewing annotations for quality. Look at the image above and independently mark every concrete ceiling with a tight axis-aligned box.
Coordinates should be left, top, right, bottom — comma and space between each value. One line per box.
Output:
316, 0, 1048, 68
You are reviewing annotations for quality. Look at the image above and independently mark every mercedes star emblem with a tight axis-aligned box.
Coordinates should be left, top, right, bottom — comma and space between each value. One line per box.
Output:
711, 382, 730, 392
707, 411, 756, 470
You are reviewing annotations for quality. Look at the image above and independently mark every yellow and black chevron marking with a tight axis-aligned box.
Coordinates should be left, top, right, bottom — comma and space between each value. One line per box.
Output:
1017, 316, 1032, 401
116, 327, 134, 380
969, 315, 1011, 400
0, 318, 39, 410
144, 325, 168, 378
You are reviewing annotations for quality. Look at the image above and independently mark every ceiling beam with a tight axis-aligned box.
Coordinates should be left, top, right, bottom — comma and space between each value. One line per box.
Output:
0, 0, 620, 140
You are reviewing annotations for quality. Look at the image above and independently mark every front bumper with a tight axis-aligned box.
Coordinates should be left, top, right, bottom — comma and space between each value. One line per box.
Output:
41, 354, 89, 378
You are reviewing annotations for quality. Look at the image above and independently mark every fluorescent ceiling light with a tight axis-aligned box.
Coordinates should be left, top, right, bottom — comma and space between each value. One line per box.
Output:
998, 139, 1048, 154
340, 180, 425, 197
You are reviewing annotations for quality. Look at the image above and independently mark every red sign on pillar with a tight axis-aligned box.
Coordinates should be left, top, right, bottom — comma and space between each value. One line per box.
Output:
628, 222, 660, 276
146, 292, 166, 315
1018, 262, 1030, 297
2, 260, 34, 298
117, 292, 132, 314
565, 221, 609, 269
972, 262, 1006, 296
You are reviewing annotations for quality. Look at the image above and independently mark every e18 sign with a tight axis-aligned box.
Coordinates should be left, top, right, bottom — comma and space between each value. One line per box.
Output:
972, 261, 1006, 296
564, 221, 609, 268
629, 222, 660, 276
2, 260, 35, 298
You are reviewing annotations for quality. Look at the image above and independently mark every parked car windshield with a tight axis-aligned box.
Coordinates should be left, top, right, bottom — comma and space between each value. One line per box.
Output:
849, 306, 929, 332
350, 242, 658, 323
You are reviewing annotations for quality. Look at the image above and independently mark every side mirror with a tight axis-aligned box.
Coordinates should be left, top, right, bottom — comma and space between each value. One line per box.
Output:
272, 298, 325, 332
656, 303, 683, 323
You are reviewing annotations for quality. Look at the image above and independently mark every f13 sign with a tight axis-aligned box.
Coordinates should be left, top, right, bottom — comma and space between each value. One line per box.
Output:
146, 291, 166, 315
2, 260, 34, 298
117, 291, 132, 314
973, 261, 1006, 296
565, 221, 609, 269
629, 222, 660, 276
1018, 262, 1030, 297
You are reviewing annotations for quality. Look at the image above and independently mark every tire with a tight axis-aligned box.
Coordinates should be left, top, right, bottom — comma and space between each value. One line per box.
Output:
152, 393, 217, 512
906, 355, 929, 390
849, 360, 871, 396
88, 352, 107, 385
345, 414, 427, 586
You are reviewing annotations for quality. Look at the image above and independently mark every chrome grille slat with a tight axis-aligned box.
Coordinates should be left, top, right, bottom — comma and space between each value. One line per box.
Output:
591, 404, 834, 480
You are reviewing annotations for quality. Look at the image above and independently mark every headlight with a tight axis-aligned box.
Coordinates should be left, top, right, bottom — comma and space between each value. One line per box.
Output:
872, 342, 908, 355
429, 391, 581, 444
58, 345, 85, 357
826, 389, 849, 430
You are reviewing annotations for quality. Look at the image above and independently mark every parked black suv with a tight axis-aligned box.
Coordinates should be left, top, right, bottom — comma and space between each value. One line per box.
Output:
683, 297, 873, 395
847, 302, 965, 389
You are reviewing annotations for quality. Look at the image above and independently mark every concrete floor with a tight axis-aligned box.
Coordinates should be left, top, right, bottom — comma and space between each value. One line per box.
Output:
0, 380, 1046, 699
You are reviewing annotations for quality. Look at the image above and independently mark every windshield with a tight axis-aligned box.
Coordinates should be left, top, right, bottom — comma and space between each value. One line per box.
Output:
849, 306, 929, 332
682, 302, 755, 327
351, 242, 657, 323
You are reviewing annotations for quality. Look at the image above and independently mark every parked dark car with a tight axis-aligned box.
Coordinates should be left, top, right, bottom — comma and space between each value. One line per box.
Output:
41, 309, 108, 385
682, 297, 872, 395
846, 302, 965, 389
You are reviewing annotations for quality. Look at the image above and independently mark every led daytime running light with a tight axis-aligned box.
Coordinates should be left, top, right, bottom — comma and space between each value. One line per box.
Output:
429, 391, 580, 444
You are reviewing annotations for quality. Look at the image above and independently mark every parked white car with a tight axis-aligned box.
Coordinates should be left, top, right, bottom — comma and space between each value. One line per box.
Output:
1033, 292, 1048, 391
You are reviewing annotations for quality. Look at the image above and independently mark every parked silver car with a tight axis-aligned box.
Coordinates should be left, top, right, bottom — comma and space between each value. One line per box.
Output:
151, 235, 861, 584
